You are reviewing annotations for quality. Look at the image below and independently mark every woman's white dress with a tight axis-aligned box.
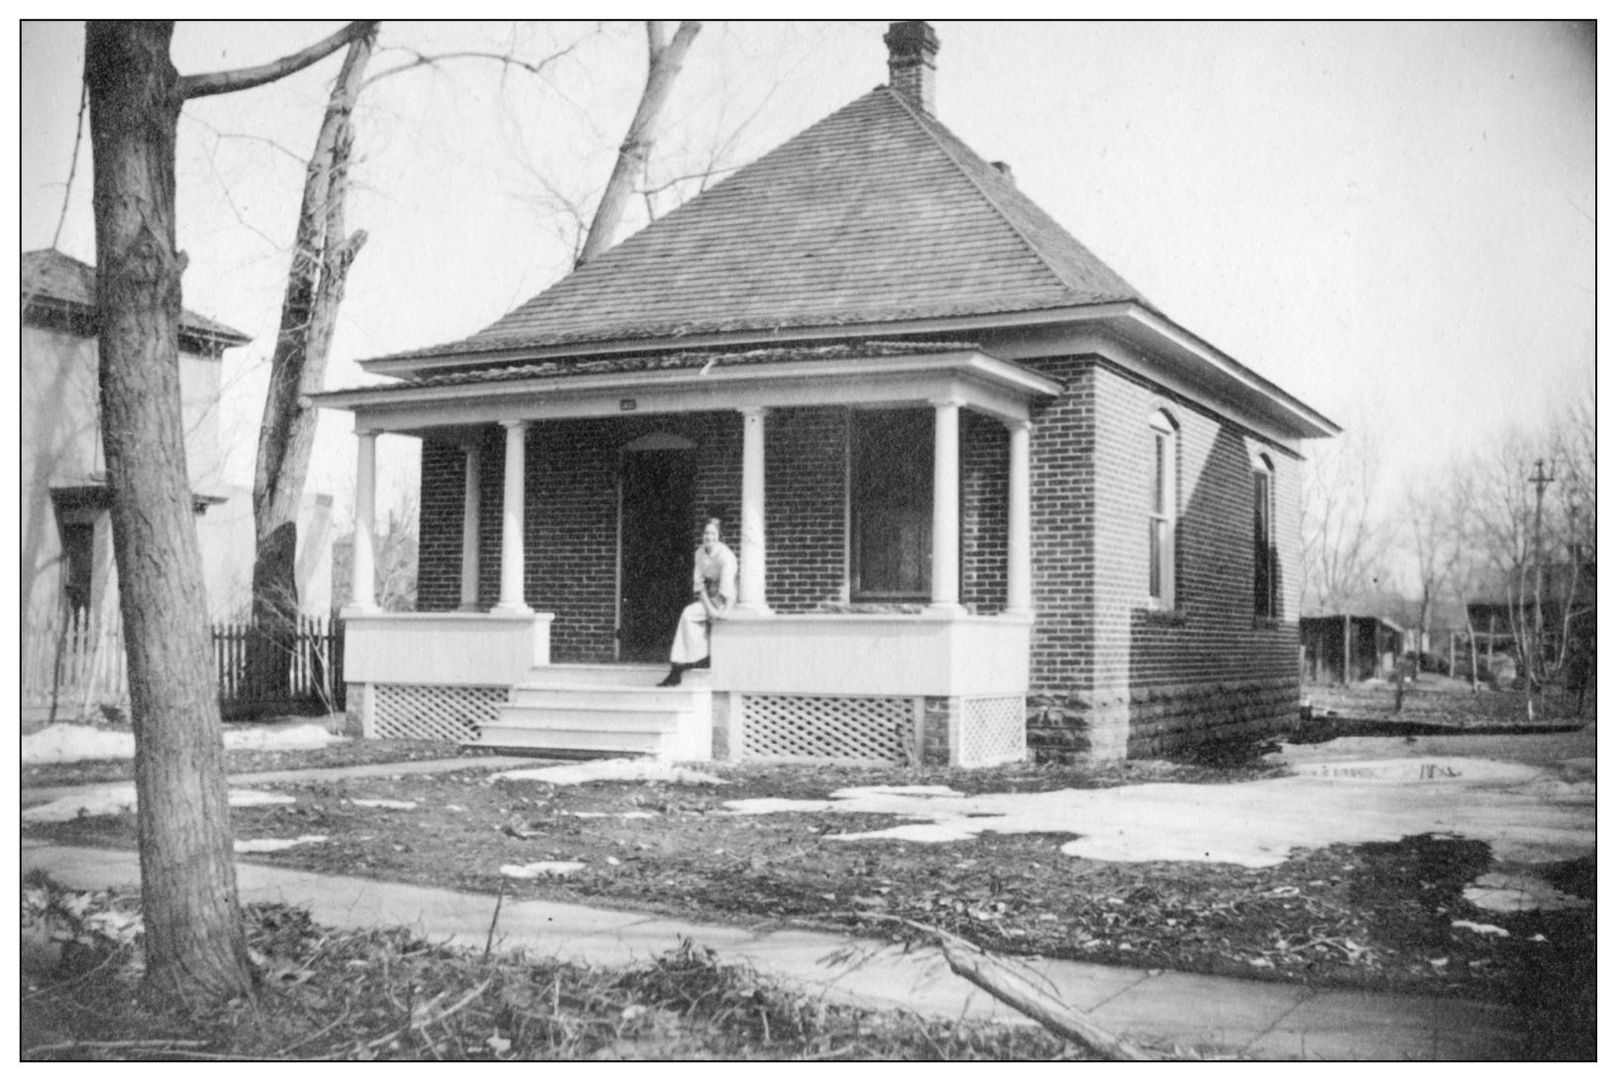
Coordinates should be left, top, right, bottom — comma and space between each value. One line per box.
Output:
669, 542, 738, 665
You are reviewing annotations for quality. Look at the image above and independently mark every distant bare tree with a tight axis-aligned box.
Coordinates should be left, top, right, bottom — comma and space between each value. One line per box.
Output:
1403, 471, 1461, 662
376, 492, 419, 612
1300, 429, 1389, 615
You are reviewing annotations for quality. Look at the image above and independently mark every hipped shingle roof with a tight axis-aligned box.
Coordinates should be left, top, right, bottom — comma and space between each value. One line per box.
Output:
386, 87, 1148, 362
21, 248, 251, 347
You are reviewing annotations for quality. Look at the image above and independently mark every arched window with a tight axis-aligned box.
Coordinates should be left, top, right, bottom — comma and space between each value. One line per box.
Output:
1253, 453, 1278, 618
1148, 409, 1177, 608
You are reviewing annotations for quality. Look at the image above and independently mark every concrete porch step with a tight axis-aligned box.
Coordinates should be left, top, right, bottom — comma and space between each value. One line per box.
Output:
476, 663, 715, 762
506, 685, 704, 712
520, 663, 712, 689
476, 723, 669, 755
490, 707, 681, 734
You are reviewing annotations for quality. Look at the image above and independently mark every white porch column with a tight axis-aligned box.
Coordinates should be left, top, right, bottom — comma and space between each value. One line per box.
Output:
348, 429, 379, 611
459, 444, 481, 610
737, 406, 770, 613
1006, 418, 1033, 615
930, 399, 962, 613
494, 419, 531, 613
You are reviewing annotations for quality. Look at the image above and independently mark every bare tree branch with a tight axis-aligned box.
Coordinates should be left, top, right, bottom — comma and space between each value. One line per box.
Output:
52, 81, 89, 250
361, 39, 585, 92
179, 20, 378, 100
577, 20, 702, 267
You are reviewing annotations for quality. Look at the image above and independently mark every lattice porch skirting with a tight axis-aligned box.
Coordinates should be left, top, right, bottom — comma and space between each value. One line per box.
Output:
739, 694, 920, 764
736, 692, 1028, 767
362, 683, 509, 742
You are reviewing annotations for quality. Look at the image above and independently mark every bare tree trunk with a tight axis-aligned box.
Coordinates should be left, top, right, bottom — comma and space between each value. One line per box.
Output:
85, 16, 373, 1007
85, 20, 253, 1003
575, 20, 701, 267
250, 32, 374, 698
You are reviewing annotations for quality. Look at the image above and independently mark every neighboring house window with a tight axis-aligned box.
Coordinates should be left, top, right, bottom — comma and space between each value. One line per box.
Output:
1253, 454, 1278, 618
1148, 410, 1177, 607
852, 408, 932, 598
60, 521, 95, 614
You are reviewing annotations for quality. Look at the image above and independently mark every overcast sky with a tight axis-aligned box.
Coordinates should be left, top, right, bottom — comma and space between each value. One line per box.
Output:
19, 20, 1597, 522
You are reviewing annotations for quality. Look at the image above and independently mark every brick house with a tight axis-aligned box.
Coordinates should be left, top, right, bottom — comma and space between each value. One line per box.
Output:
315, 22, 1337, 765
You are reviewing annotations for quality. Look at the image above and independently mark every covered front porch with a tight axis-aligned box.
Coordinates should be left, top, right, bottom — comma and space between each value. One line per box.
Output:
316, 343, 1059, 767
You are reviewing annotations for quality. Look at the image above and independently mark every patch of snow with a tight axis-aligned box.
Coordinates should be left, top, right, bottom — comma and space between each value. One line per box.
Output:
22, 725, 135, 764
347, 798, 418, 810
722, 739, 1594, 869
722, 797, 830, 816
1451, 920, 1511, 938
22, 722, 341, 766
22, 787, 295, 823
492, 758, 722, 786
236, 834, 329, 853
829, 785, 963, 799
564, 809, 657, 820
223, 725, 343, 752
1464, 872, 1590, 913
501, 861, 586, 879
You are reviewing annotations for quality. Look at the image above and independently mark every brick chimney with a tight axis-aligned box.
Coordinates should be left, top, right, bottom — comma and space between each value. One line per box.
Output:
884, 21, 939, 115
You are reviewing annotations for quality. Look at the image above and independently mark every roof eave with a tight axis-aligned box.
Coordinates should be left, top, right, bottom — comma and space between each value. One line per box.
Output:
355, 301, 1336, 440
312, 348, 1062, 426
1105, 305, 1340, 439
358, 303, 1146, 379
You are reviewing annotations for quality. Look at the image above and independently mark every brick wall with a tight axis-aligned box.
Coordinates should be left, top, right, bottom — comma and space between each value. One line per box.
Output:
960, 409, 1009, 613
764, 407, 848, 610
414, 371, 1303, 763
416, 438, 466, 612
418, 414, 739, 663
1021, 355, 1303, 761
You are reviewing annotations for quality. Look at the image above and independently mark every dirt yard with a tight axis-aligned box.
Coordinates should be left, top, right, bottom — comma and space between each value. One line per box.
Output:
23, 748, 1593, 1024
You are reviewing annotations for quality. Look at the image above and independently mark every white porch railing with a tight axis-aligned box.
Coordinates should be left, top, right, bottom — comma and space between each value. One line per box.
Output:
710, 612, 1031, 696
341, 610, 554, 739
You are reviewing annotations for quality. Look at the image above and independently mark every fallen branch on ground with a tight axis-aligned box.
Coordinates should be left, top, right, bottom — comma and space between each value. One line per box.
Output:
339, 978, 493, 1059
869, 915, 1156, 1060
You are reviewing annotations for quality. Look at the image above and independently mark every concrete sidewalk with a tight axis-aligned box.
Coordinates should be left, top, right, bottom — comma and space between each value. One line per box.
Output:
21, 840, 1523, 1060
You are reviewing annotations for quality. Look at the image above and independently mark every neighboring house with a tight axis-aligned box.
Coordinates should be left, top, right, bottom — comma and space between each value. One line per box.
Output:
1300, 615, 1404, 686
315, 23, 1338, 765
21, 248, 250, 624
21, 248, 250, 720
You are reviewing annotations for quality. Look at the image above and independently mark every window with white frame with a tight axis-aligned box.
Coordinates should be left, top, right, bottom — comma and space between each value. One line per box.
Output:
1253, 453, 1278, 618
1148, 410, 1177, 607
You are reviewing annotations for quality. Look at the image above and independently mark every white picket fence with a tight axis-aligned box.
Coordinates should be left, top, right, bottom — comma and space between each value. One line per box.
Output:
22, 607, 130, 721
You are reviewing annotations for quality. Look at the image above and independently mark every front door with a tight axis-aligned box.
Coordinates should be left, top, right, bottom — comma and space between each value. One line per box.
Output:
618, 447, 697, 662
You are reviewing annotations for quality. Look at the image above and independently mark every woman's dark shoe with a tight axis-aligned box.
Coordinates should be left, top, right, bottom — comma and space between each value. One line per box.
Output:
656, 665, 684, 687
692, 657, 711, 670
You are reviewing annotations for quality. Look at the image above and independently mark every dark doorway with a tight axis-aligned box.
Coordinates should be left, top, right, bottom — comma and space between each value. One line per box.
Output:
618, 447, 697, 662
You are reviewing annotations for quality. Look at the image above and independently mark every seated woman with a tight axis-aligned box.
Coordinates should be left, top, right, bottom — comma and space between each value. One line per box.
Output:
658, 517, 738, 687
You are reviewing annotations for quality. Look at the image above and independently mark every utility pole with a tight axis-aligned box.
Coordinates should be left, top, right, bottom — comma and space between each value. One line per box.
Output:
1527, 458, 1555, 719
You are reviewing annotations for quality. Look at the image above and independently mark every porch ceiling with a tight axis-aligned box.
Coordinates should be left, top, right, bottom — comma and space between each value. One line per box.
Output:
311, 343, 1061, 435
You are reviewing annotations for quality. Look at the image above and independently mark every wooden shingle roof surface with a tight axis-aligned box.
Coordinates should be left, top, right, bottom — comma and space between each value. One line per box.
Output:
21, 248, 252, 346
390, 87, 1149, 361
